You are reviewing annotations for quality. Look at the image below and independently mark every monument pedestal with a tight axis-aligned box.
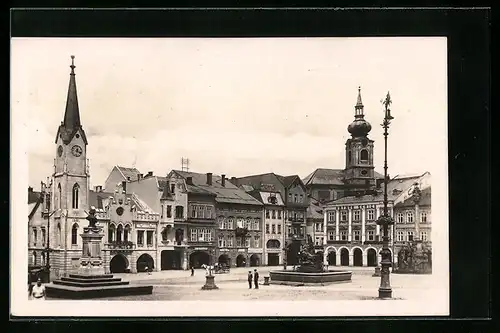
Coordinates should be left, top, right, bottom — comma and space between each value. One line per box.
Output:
78, 227, 105, 275
201, 275, 219, 290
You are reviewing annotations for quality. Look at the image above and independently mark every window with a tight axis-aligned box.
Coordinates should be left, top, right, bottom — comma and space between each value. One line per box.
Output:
72, 183, 79, 209
161, 204, 164, 218
353, 210, 361, 221
161, 227, 169, 241
252, 219, 260, 231
236, 218, 245, 229
277, 224, 282, 234
267, 239, 281, 248
236, 237, 242, 247
266, 209, 270, 219
175, 206, 184, 218
272, 224, 276, 234
294, 194, 298, 203
367, 209, 375, 221
227, 235, 234, 247
288, 226, 292, 235
32, 228, 37, 245
253, 236, 261, 248
397, 231, 404, 241
397, 212, 404, 223
341, 211, 348, 221
407, 231, 414, 241
421, 211, 428, 223
124, 225, 130, 241
328, 230, 335, 241
218, 235, 224, 247
360, 149, 369, 162
407, 211, 414, 223
277, 210, 282, 219
171, 184, 175, 194
315, 223, 323, 232
137, 230, 145, 245
227, 218, 234, 229
340, 231, 347, 240
71, 224, 78, 245
197, 205, 204, 218
328, 211, 336, 222
367, 230, 375, 241
41, 228, 46, 245
245, 219, 251, 229
167, 205, 172, 218
206, 206, 212, 219
299, 194, 303, 202
315, 237, 322, 245
191, 206, 197, 218
272, 210, 276, 219
353, 230, 361, 241
420, 231, 428, 241
244, 237, 250, 248
266, 224, 270, 234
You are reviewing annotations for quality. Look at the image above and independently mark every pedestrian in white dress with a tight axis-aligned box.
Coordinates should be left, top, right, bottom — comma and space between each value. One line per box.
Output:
31, 278, 46, 300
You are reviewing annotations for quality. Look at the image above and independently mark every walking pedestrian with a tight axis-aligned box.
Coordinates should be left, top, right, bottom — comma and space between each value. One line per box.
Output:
247, 270, 253, 289
253, 269, 259, 289
191, 266, 194, 276
30, 278, 46, 300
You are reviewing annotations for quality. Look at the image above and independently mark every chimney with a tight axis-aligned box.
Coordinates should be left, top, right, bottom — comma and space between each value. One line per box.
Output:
186, 177, 193, 185
28, 186, 33, 193
94, 185, 103, 192
206, 173, 212, 186
221, 174, 226, 187
122, 181, 127, 194
147, 171, 153, 177
231, 177, 237, 186
138, 173, 143, 181
127, 176, 131, 181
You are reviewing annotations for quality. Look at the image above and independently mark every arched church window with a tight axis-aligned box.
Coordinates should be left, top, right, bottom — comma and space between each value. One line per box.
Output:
117, 225, 123, 242
57, 223, 61, 247
124, 224, 131, 242
72, 183, 80, 209
71, 223, 78, 245
360, 149, 369, 162
108, 224, 115, 243
58, 183, 62, 209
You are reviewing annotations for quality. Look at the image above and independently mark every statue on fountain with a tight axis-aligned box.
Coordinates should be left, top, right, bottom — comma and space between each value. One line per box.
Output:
296, 235, 324, 273
85, 207, 100, 231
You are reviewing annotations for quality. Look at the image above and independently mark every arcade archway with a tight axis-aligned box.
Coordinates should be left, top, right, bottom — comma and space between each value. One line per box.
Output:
353, 248, 363, 266
327, 251, 336, 265
236, 254, 246, 267
340, 248, 349, 266
110, 254, 129, 273
190, 251, 210, 269
137, 253, 154, 272
218, 254, 231, 266
250, 254, 260, 267
161, 250, 181, 270
367, 248, 377, 267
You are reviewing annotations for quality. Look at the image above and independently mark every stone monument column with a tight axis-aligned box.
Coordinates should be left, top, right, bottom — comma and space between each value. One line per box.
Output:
78, 208, 105, 275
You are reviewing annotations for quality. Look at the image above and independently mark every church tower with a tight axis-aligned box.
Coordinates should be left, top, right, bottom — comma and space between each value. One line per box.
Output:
344, 87, 376, 190
50, 56, 90, 278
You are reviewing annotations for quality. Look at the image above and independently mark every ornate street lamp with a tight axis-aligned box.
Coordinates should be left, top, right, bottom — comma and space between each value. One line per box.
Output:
376, 91, 395, 299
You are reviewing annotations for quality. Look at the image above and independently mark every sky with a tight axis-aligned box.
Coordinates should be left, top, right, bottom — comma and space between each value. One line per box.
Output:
11, 37, 447, 190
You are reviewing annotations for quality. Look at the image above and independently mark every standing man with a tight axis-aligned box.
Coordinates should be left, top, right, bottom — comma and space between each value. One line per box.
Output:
247, 270, 253, 289
191, 266, 194, 276
30, 278, 46, 300
253, 269, 259, 289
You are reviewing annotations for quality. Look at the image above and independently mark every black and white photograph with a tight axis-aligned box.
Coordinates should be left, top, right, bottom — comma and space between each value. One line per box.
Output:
11, 37, 449, 316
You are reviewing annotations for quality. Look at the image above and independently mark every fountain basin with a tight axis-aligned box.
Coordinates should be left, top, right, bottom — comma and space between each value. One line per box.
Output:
269, 270, 352, 286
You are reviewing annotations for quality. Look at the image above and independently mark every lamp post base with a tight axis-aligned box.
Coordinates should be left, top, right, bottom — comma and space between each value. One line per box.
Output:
378, 287, 392, 299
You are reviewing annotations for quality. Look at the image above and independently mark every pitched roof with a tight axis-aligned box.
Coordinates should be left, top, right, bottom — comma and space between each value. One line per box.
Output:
395, 187, 431, 208
89, 190, 157, 214
28, 190, 42, 205
329, 192, 386, 205
172, 170, 263, 206
235, 172, 302, 191
116, 166, 142, 181
307, 197, 324, 219
302, 168, 385, 186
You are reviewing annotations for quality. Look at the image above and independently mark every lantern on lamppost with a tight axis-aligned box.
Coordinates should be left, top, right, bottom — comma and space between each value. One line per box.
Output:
376, 91, 395, 299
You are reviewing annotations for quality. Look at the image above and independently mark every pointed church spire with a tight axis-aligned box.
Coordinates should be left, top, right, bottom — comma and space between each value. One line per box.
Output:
356, 86, 363, 108
55, 55, 87, 145
63, 55, 81, 129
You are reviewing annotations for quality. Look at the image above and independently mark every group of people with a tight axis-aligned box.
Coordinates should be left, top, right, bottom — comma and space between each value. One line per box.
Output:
247, 269, 260, 289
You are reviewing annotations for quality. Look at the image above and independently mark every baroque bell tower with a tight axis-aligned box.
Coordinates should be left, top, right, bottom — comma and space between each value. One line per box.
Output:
344, 87, 376, 190
50, 56, 90, 277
